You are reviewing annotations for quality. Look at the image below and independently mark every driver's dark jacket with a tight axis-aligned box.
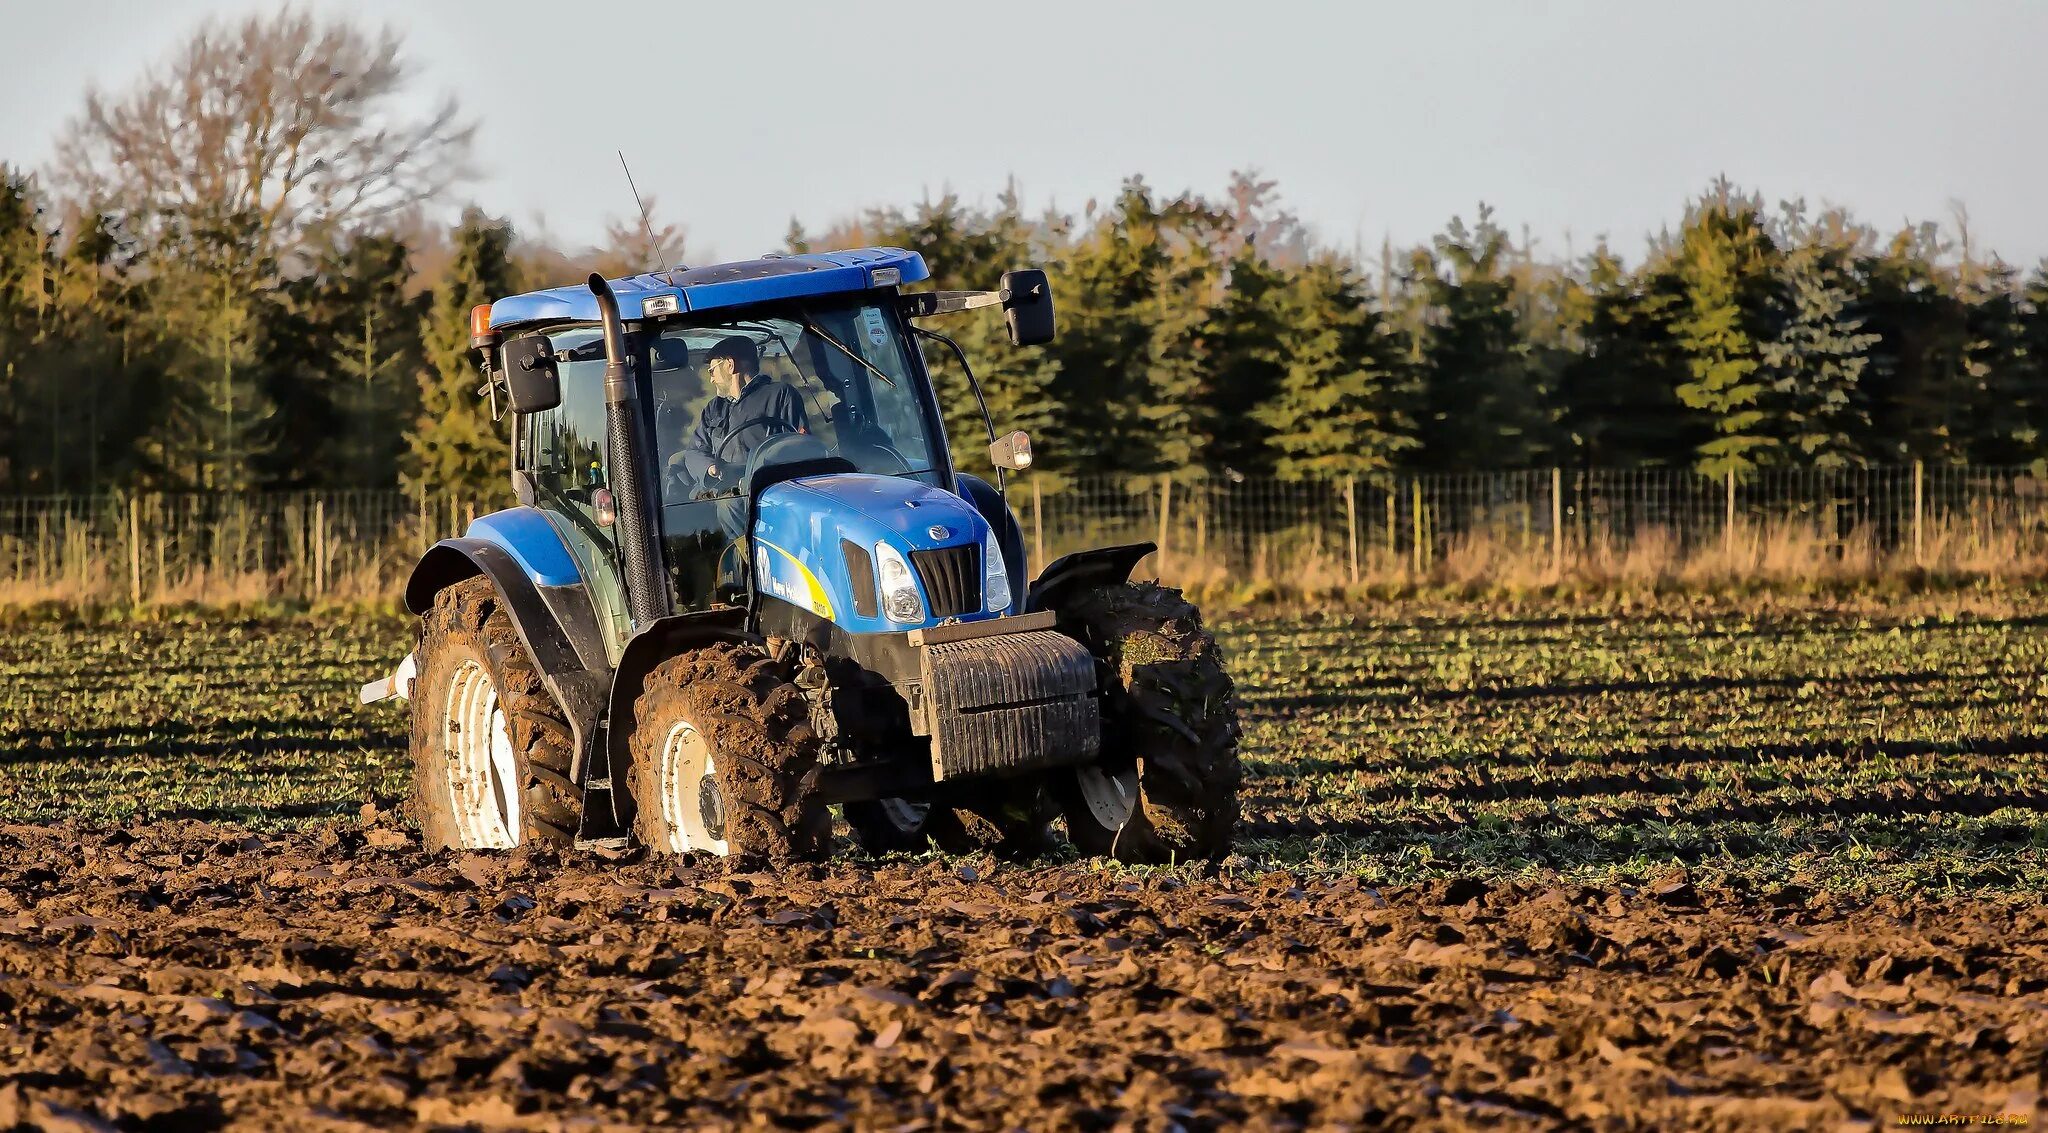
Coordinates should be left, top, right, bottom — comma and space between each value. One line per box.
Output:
678, 375, 809, 485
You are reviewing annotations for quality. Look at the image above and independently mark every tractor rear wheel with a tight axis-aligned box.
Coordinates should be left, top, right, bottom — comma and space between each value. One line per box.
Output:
628, 643, 828, 864
409, 576, 581, 850
1053, 581, 1241, 864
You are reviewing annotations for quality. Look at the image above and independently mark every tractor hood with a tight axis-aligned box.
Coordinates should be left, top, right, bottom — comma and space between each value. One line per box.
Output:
753, 473, 998, 635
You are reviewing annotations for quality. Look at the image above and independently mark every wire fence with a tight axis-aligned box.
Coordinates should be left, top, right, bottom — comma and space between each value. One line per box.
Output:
1022, 464, 2048, 583
1, 464, 2043, 604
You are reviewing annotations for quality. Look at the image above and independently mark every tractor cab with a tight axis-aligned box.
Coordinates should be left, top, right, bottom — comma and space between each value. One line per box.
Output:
485, 249, 1039, 655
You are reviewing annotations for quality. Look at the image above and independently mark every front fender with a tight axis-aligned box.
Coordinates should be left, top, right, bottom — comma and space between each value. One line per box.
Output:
1026, 541, 1157, 615
402, 535, 612, 797
404, 538, 606, 677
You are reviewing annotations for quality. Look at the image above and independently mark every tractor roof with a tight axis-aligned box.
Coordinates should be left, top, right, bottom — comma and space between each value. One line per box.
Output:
488, 247, 929, 331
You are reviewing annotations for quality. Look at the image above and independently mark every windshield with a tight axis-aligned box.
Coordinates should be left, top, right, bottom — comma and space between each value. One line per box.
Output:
643, 297, 943, 505
586, 294, 949, 610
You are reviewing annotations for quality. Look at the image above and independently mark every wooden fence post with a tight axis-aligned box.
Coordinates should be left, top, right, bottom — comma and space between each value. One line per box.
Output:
1724, 469, 1736, 559
1385, 487, 1396, 569
1912, 460, 1925, 565
1031, 477, 1045, 572
1410, 478, 1425, 575
154, 498, 165, 597
1344, 478, 1359, 585
127, 497, 141, 607
1550, 466, 1563, 578
313, 497, 326, 599
1156, 476, 1173, 576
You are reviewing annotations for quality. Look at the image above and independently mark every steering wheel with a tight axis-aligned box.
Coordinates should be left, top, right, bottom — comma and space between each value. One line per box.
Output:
713, 416, 801, 467
842, 439, 915, 475
828, 405, 912, 475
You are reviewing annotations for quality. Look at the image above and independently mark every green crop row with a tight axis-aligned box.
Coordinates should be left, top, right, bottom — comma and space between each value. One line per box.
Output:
0, 597, 2040, 893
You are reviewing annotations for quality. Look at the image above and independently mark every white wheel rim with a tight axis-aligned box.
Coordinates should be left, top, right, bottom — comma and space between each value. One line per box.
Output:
1076, 765, 1138, 832
443, 659, 520, 849
878, 797, 929, 832
659, 721, 729, 856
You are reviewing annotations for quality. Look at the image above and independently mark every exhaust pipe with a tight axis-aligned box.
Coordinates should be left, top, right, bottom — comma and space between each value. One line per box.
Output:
588, 274, 672, 627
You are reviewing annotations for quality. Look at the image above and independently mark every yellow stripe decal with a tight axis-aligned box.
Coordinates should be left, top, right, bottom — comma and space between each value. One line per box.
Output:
753, 537, 835, 619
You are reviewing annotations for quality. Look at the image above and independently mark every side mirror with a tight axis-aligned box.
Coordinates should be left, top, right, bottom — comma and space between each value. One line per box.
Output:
989, 430, 1034, 471
1000, 269, 1055, 347
502, 336, 562, 414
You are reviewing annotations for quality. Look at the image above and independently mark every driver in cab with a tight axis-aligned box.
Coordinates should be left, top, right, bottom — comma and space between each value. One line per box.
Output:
677, 336, 809, 493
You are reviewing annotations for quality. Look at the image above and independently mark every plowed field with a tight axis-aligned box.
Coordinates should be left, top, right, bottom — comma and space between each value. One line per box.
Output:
1, 596, 2044, 1129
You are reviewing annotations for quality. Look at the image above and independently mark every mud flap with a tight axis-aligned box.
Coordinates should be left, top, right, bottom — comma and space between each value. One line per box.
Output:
917, 629, 1100, 781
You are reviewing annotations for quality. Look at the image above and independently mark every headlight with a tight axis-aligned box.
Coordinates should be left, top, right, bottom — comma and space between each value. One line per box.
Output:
983, 529, 1011, 613
873, 542, 925, 624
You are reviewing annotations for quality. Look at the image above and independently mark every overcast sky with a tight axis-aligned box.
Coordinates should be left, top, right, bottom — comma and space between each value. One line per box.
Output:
2, 0, 2043, 268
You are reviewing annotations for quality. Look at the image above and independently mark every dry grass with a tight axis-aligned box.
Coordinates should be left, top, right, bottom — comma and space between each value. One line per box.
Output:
0, 512, 431, 611
1165, 517, 2048, 609
2, 505, 2044, 612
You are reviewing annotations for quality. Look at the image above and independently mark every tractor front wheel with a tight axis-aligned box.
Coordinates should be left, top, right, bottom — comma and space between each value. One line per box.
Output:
628, 643, 828, 864
1053, 582, 1242, 864
409, 576, 581, 850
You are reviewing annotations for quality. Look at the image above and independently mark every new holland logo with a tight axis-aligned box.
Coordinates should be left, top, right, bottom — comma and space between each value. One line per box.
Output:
927, 525, 949, 541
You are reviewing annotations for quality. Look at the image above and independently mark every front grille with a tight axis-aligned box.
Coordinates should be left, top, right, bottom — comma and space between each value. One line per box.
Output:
909, 544, 982, 618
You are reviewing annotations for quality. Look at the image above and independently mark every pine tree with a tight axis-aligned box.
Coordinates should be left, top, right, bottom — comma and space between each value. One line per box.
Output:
1204, 246, 1291, 476
2014, 266, 2048, 467
1856, 223, 1963, 463
1955, 259, 2032, 464
1049, 179, 1175, 474
404, 208, 517, 501
1556, 247, 1695, 468
331, 235, 425, 487
1670, 183, 1779, 476
1409, 206, 1553, 470
1134, 193, 1229, 473
1760, 205, 1877, 469
0, 174, 165, 492
259, 233, 422, 488
0, 168, 45, 490
784, 219, 811, 255
1255, 258, 1417, 478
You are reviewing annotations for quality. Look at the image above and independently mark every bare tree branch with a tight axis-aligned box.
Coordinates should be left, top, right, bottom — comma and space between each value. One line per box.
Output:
52, 8, 475, 281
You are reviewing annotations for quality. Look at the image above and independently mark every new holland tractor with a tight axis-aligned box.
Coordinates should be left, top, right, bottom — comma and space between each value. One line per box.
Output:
363, 248, 1240, 864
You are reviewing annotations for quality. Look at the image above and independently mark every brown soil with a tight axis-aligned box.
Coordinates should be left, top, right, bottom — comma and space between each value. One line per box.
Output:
0, 816, 2042, 1131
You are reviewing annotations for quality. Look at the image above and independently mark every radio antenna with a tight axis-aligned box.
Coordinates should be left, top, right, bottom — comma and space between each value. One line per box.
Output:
617, 150, 677, 287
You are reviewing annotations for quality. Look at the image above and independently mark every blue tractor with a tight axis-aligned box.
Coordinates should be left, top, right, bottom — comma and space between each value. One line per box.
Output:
365, 248, 1240, 863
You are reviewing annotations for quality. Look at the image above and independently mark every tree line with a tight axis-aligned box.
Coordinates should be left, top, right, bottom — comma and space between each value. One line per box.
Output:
1, 11, 2044, 503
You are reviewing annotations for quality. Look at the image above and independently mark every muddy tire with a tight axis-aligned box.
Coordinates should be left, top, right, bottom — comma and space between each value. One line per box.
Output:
409, 576, 581, 850
628, 643, 828, 864
1052, 582, 1241, 863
